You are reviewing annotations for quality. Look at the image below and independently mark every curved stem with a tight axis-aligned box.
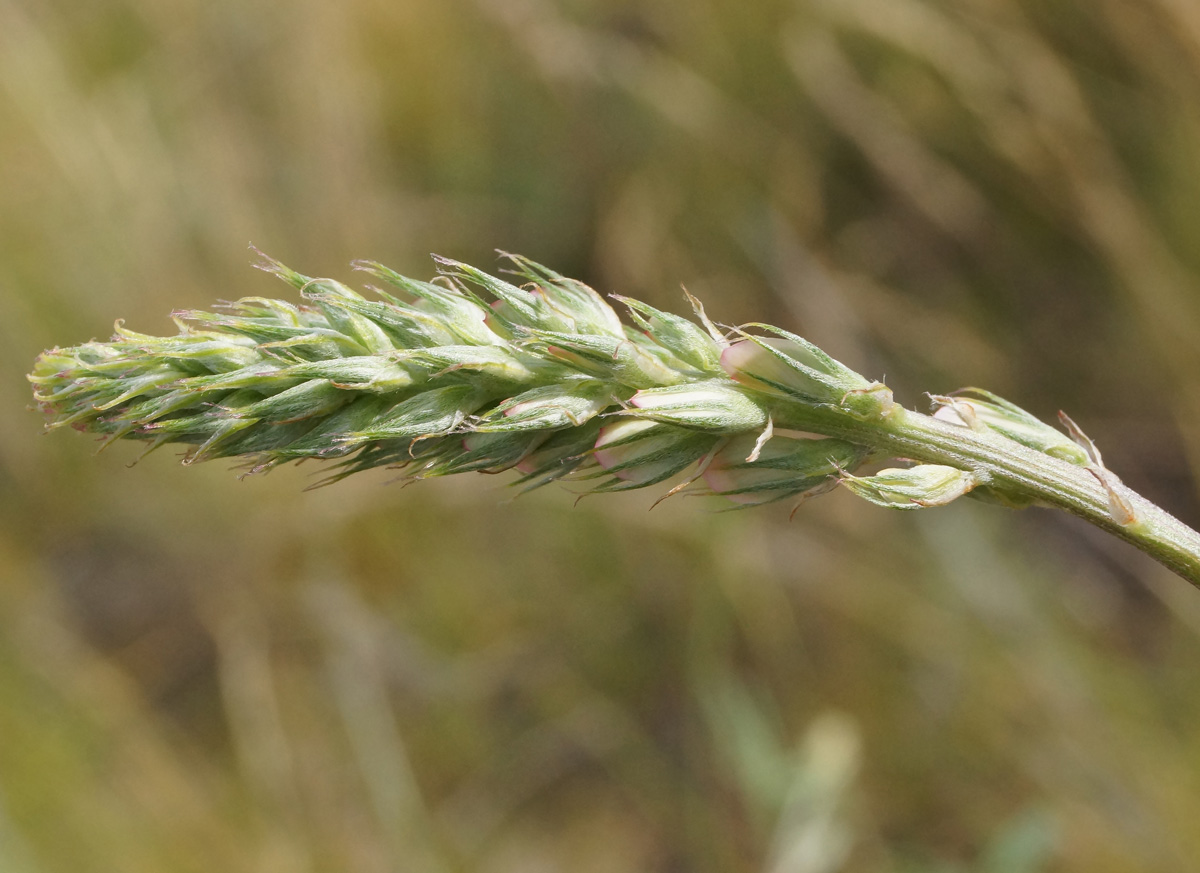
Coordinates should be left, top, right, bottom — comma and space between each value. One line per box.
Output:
770, 401, 1200, 587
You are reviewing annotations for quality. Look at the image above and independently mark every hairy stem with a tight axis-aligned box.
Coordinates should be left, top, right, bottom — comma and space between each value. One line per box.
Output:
770, 400, 1200, 585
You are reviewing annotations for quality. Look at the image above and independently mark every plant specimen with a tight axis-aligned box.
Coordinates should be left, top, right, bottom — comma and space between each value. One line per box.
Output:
28, 252, 1200, 586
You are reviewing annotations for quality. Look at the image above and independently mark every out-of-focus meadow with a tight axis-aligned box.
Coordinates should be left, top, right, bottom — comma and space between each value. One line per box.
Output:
5, 0, 1200, 870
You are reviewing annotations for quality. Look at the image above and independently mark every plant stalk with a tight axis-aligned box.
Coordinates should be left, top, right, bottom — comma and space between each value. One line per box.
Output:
769, 400, 1200, 586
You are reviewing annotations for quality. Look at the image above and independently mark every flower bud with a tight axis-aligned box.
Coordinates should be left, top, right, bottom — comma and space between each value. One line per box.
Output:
430, 431, 548, 475
473, 380, 617, 432
293, 357, 414, 393
434, 256, 573, 332
403, 345, 540, 391
303, 284, 400, 356
338, 385, 484, 444
612, 295, 723, 373
523, 329, 684, 389
592, 419, 719, 488
719, 326, 873, 406
237, 379, 348, 424
500, 253, 627, 339
628, 381, 770, 431
352, 261, 507, 347
931, 389, 1090, 466
512, 422, 604, 486
703, 434, 869, 505
117, 319, 262, 371
840, 464, 977, 509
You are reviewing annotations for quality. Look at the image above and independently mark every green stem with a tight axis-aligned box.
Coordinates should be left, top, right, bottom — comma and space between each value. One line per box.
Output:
770, 401, 1200, 587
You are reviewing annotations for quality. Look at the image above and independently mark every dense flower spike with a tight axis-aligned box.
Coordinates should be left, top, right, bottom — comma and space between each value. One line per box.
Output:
29, 253, 878, 502
27, 253, 1200, 587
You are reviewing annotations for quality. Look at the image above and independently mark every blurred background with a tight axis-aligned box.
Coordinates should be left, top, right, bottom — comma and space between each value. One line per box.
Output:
5, 0, 1200, 870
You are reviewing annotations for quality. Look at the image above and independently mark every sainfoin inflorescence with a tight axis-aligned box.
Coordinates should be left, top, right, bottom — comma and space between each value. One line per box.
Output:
27, 252, 883, 503
27, 252, 1200, 585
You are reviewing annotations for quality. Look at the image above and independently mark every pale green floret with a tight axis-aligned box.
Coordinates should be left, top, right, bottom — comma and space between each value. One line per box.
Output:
719, 327, 873, 405
237, 379, 347, 423
351, 261, 506, 347
592, 419, 719, 489
840, 465, 978, 510
499, 252, 628, 339
702, 434, 870, 505
339, 385, 484, 443
433, 431, 548, 476
472, 380, 617, 432
510, 423, 604, 487
433, 255, 581, 335
628, 381, 770, 431
930, 389, 1091, 466
401, 345, 544, 391
522, 329, 684, 389
610, 295, 724, 373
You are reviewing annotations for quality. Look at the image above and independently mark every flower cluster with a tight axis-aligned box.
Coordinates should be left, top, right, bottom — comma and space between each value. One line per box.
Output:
29, 252, 1089, 513
30, 252, 1200, 584
29, 254, 869, 503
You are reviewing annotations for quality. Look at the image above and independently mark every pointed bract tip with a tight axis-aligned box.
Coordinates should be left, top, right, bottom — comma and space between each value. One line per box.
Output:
250, 247, 310, 290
